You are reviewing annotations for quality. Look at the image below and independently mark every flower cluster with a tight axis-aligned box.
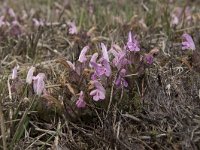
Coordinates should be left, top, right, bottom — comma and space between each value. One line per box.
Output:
72, 31, 158, 108
0, 6, 78, 39
0, 8, 22, 37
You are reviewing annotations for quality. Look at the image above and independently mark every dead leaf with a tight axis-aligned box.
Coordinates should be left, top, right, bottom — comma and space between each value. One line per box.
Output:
66, 83, 76, 96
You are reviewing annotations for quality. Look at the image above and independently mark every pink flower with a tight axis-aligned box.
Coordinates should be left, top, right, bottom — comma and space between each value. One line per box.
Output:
182, 33, 195, 50
90, 47, 111, 77
78, 46, 89, 63
90, 80, 106, 101
67, 21, 78, 35
89, 53, 98, 68
90, 60, 111, 78
26, 66, 35, 84
101, 43, 109, 62
76, 91, 86, 108
33, 73, 46, 96
90, 62, 105, 76
115, 69, 128, 88
127, 31, 140, 52
12, 66, 19, 79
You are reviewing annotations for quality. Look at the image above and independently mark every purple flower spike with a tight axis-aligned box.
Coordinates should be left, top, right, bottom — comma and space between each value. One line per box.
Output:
115, 69, 128, 88
182, 33, 195, 51
33, 73, 46, 96
76, 91, 86, 108
12, 66, 19, 79
127, 31, 140, 52
90, 80, 106, 101
78, 46, 89, 63
26, 66, 35, 84
68, 21, 78, 35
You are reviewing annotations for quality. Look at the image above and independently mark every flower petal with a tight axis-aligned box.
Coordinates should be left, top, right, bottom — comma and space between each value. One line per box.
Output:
78, 46, 89, 63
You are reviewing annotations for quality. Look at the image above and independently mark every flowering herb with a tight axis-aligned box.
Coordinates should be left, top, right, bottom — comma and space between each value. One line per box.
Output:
182, 33, 195, 51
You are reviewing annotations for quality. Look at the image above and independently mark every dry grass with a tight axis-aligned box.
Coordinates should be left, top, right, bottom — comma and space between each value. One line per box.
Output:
1, 0, 200, 149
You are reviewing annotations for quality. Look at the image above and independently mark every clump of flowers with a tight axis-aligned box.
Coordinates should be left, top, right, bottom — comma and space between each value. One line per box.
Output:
0, 7, 23, 37
9, 31, 158, 118
61, 31, 158, 109
10, 65, 47, 96
26, 67, 47, 96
